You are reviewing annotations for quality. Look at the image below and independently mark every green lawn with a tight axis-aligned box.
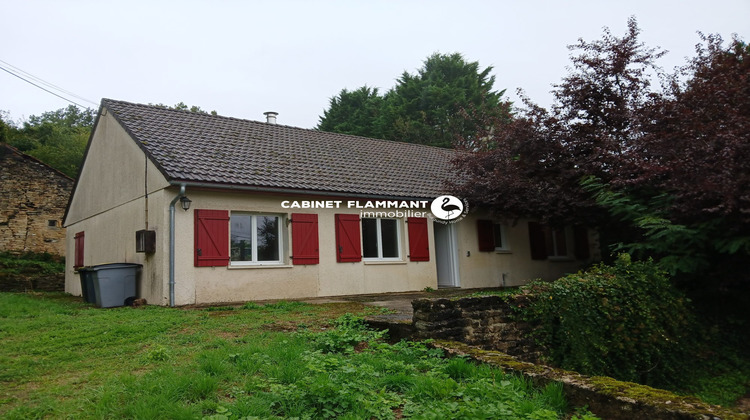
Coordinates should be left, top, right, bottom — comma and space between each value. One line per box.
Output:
0, 292, 598, 419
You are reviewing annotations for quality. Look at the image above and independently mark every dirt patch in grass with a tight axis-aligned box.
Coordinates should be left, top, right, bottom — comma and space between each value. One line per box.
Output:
736, 393, 750, 413
262, 322, 304, 332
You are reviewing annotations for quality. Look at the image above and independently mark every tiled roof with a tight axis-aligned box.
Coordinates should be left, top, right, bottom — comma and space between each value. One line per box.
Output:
103, 99, 457, 199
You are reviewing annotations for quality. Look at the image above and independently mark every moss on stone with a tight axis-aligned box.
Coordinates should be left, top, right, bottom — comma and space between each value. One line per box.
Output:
429, 340, 747, 420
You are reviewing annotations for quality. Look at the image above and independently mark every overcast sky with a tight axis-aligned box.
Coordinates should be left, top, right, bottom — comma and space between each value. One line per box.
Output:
1, 0, 748, 129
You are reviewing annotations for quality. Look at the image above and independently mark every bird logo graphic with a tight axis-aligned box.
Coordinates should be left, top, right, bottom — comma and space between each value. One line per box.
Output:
431, 195, 465, 221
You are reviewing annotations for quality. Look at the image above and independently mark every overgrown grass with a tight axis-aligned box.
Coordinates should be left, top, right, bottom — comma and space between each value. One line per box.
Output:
0, 292, 597, 419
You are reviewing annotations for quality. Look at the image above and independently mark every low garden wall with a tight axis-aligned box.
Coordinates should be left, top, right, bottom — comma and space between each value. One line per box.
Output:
412, 295, 543, 362
0, 272, 64, 292
434, 341, 742, 420
410, 295, 744, 420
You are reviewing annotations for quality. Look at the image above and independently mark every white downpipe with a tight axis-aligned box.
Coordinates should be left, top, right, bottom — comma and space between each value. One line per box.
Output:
168, 184, 186, 307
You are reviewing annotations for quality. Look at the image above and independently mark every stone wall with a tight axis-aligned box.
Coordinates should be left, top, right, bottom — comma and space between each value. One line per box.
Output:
411, 296, 744, 419
0, 272, 65, 292
412, 295, 543, 362
434, 341, 743, 420
0, 144, 73, 256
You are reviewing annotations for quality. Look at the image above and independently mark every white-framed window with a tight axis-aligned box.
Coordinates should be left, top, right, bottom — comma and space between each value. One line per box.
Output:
493, 223, 510, 251
362, 218, 402, 261
230, 213, 283, 265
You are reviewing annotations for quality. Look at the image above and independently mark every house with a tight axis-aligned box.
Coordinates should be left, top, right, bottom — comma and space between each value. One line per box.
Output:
1, 143, 73, 256
63, 99, 598, 306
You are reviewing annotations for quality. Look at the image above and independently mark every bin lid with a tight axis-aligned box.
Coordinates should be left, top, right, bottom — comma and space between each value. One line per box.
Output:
88, 263, 143, 271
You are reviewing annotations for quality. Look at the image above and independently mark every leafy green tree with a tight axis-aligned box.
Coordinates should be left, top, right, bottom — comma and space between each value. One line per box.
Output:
382, 53, 508, 148
585, 35, 750, 279
317, 86, 385, 138
452, 18, 750, 286
0, 111, 10, 144
153, 102, 218, 115
5, 105, 94, 177
451, 18, 663, 226
317, 53, 510, 148
25, 105, 94, 130
3, 102, 217, 178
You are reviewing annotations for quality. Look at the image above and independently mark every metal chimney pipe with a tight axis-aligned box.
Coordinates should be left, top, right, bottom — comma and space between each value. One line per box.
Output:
264, 111, 278, 124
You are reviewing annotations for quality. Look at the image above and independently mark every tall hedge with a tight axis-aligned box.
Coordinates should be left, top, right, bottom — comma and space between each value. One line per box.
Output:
520, 254, 697, 388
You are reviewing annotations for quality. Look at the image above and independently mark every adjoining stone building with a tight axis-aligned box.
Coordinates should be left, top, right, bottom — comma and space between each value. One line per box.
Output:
0, 143, 74, 256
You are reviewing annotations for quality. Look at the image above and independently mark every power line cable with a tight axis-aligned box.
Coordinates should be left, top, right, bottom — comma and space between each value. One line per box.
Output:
0, 59, 98, 105
0, 65, 89, 109
0, 59, 97, 106
0, 60, 97, 109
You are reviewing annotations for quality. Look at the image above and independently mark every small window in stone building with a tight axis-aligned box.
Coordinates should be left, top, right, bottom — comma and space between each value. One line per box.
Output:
48, 220, 57, 227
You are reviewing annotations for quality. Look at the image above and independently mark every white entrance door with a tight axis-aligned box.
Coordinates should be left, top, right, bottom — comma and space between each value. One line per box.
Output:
434, 222, 460, 288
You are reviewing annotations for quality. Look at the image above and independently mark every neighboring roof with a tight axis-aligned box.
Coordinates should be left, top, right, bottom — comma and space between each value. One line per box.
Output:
0, 143, 74, 182
102, 99, 457, 199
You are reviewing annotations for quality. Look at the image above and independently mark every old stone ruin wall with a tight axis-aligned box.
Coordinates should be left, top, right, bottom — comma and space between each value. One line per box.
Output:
0, 145, 72, 256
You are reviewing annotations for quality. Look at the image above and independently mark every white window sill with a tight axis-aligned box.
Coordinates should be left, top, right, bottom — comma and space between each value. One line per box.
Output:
363, 260, 407, 265
548, 256, 574, 262
494, 249, 512, 254
228, 264, 292, 269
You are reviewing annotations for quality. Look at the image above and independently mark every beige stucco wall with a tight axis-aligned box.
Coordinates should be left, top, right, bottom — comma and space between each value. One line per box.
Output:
169, 192, 597, 306
172, 190, 438, 305
66, 181, 598, 306
64, 111, 169, 225
64, 110, 170, 303
454, 211, 599, 289
64, 189, 170, 303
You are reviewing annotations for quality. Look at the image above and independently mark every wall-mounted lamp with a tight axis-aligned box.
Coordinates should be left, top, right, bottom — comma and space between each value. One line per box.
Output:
179, 196, 192, 211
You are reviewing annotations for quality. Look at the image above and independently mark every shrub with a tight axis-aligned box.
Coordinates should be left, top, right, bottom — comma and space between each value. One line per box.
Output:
520, 254, 697, 388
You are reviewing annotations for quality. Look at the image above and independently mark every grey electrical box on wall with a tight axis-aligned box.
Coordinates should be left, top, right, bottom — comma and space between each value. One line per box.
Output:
136, 230, 156, 253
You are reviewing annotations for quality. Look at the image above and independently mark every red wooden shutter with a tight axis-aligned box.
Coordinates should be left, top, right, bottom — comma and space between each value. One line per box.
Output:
194, 209, 230, 267
407, 217, 429, 262
573, 226, 590, 260
528, 222, 548, 260
291, 213, 319, 265
74, 231, 84, 268
335, 214, 361, 262
477, 219, 495, 252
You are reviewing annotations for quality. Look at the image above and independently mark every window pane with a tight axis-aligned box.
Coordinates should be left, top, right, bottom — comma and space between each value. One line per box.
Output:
553, 229, 567, 257
381, 219, 399, 258
231, 214, 253, 261
362, 218, 378, 258
257, 216, 280, 261
493, 224, 503, 249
